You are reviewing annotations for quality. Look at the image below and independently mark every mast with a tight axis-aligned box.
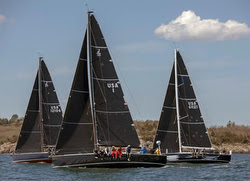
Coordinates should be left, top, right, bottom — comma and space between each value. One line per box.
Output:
87, 11, 98, 151
38, 57, 44, 151
174, 49, 182, 153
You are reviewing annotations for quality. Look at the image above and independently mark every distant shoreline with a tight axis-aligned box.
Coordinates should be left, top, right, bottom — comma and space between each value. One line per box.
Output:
0, 118, 249, 154
0, 142, 249, 154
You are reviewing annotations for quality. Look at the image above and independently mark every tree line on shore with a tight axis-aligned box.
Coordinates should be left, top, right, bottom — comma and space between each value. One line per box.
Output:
0, 114, 249, 147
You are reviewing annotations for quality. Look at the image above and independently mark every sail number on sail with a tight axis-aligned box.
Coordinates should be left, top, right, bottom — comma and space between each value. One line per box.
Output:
50, 106, 61, 113
107, 82, 119, 93
188, 101, 198, 109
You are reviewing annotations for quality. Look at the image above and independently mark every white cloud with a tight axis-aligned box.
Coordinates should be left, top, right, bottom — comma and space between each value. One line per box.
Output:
0, 14, 7, 24
155, 10, 250, 41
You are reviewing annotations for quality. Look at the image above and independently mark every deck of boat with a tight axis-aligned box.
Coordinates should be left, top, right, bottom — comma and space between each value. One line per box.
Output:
52, 153, 167, 168
166, 153, 231, 163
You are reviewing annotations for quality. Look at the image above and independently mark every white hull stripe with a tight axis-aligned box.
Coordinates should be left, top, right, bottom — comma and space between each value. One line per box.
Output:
41, 80, 52, 83
181, 146, 213, 150
53, 161, 165, 168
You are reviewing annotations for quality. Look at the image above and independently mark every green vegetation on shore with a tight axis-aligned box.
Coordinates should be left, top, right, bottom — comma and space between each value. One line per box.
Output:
0, 115, 249, 153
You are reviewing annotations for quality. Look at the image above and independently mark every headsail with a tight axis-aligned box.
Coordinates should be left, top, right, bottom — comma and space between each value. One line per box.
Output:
154, 50, 212, 153
15, 59, 63, 153
15, 73, 41, 153
153, 64, 179, 153
56, 32, 94, 154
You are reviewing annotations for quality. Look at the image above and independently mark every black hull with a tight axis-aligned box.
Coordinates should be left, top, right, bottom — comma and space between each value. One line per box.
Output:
12, 152, 51, 163
166, 153, 231, 163
52, 153, 166, 168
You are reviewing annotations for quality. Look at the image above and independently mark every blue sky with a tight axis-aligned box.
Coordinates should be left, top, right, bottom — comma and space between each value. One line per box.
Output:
0, 0, 250, 126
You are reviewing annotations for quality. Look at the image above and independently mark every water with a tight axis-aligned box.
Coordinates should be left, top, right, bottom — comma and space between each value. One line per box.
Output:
0, 154, 249, 181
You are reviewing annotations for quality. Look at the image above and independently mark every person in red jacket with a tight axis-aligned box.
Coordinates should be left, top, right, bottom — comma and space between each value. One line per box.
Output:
111, 146, 117, 159
117, 146, 123, 159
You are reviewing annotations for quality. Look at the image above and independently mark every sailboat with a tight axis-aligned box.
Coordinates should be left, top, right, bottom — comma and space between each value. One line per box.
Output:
52, 11, 166, 168
13, 57, 63, 163
153, 49, 231, 163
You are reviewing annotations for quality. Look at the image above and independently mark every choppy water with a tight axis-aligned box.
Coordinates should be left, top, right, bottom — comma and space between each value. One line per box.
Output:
0, 154, 249, 181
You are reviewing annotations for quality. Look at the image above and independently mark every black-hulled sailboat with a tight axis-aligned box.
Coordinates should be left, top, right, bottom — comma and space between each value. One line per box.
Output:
13, 57, 63, 163
153, 49, 231, 163
52, 11, 166, 168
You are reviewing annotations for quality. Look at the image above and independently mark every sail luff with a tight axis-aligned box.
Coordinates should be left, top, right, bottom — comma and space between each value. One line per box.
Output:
87, 11, 98, 151
174, 49, 182, 153
38, 57, 44, 152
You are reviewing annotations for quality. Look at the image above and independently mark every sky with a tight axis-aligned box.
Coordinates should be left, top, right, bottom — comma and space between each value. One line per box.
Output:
0, 0, 250, 126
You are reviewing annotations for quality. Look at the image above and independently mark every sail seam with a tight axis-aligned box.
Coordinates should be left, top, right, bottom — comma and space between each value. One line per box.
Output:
178, 83, 184, 87
21, 131, 40, 134
158, 129, 178, 133
42, 102, 60, 105
43, 124, 61, 127
91, 45, 107, 49
179, 98, 196, 101
177, 74, 189, 77
163, 106, 176, 109
27, 109, 40, 112
180, 121, 204, 125
180, 115, 188, 120
72, 89, 89, 94
79, 58, 87, 61
63, 122, 92, 125
95, 110, 129, 114
93, 77, 119, 81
